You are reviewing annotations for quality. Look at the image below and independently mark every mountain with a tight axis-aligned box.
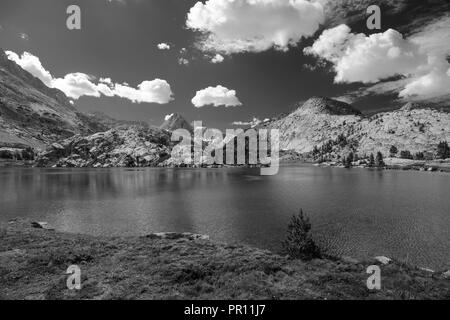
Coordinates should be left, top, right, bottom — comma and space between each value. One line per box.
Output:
261, 97, 450, 160
0, 49, 107, 159
160, 113, 193, 132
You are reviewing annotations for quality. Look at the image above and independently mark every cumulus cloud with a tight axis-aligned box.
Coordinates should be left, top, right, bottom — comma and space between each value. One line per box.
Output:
6, 51, 174, 104
6, 51, 53, 86
192, 85, 242, 107
178, 58, 189, 66
157, 43, 171, 50
305, 20, 450, 101
211, 54, 224, 64
186, 0, 326, 54
304, 25, 427, 83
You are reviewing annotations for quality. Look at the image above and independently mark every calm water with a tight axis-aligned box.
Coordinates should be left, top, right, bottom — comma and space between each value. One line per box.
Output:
0, 165, 449, 269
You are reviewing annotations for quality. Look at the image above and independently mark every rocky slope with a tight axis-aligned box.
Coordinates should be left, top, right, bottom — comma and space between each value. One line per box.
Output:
259, 97, 450, 161
0, 49, 108, 160
36, 126, 172, 168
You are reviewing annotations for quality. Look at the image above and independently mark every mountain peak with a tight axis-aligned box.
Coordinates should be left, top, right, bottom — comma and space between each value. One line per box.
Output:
160, 113, 193, 132
297, 97, 362, 116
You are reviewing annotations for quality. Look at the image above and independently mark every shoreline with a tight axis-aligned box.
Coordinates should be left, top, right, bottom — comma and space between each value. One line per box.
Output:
1, 219, 449, 300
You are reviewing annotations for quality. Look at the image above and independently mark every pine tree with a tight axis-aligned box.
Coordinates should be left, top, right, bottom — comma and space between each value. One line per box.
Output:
375, 151, 385, 167
437, 141, 450, 159
369, 153, 375, 167
282, 210, 321, 260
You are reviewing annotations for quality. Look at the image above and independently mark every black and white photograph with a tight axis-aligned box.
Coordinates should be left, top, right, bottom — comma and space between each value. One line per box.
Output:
0, 0, 449, 305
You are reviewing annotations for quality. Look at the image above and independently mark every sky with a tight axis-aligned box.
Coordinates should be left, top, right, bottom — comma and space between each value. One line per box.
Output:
0, 0, 449, 129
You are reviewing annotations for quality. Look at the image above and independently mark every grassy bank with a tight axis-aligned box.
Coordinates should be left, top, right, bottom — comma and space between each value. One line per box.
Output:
0, 219, 449, 300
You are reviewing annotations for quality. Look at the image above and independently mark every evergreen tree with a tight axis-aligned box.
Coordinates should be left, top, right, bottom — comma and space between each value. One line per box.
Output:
369, 153, 375, 167
282, 210, 321, 260
375, 151, 385, 167
437, 141, 450, 159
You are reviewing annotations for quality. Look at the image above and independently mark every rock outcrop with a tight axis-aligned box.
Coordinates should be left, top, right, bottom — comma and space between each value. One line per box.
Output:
36, 126, 172, 168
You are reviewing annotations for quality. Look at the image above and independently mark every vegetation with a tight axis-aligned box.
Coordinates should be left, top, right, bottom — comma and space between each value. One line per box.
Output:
389, 145, 398, 157
1, 219, 449, 300
282, 210, 321, 260
437, 141, 450, 159
375, 152, 385, 167
368, 153, 375, 167
344, 152, 354, 168
400, 150, 413, 160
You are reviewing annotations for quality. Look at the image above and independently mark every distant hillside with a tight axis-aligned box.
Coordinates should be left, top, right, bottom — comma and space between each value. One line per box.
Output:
260, 97, 450, 161
0, 49, 107, 159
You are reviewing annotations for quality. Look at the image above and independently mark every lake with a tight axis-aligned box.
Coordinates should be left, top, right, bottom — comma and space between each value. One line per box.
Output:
0, 165, 449, 269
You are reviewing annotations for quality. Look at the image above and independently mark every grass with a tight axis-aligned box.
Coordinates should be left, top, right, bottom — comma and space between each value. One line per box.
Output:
0, 219, 449, 300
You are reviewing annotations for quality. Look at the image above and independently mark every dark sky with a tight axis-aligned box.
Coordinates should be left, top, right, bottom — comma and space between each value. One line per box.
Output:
0, 0, 448, 129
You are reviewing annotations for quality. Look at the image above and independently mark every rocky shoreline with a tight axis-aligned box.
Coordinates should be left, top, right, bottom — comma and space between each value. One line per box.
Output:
1, 219, 449, 300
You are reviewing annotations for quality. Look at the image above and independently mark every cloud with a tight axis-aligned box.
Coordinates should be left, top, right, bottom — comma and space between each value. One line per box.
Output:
178, 58, 189, 66
157, 43, 171, 50
186, 0, 326, 54
305, 19, 450, 101
6, 51, 174, 104
211, 54, 224, 64
6, 51, 54, 87
192, 85, 242, 107
304, 25, 427, 84
19, 33, 29, 41
232, 117, 270, 127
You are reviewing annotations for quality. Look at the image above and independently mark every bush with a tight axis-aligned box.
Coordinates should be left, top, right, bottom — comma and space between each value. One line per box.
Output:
437, 141, 450, 159
414, 152, 425, 160
400, 150, 413, 159
389, 145, 398, 157
282, 210, 321, 260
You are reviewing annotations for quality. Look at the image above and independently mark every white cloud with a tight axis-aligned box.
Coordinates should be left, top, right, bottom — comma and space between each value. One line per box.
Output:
157, 43, 171, 50
211, 54, 224, 64
6, 51, 53, 86
304, 25, 427, 83
19, 33, 29, 41
6, 51, 174, 104
186, 0, 326, 54
305, 20, 450, 101
192, 85, 242, 107
178, 58, 189, 66
164, 113, 174, 121
232, 117, 267, 127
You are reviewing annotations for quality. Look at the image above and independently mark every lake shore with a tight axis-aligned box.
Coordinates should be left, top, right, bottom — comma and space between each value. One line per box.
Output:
1, 219, 449, 300
314, 158, 450, 173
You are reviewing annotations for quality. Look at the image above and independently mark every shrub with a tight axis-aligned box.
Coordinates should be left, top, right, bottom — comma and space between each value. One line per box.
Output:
282, 210, 321, 260
400, 150, 413, 159
437, 141, 450, 159
414, 152, 425, 160
389, 146, 398, 157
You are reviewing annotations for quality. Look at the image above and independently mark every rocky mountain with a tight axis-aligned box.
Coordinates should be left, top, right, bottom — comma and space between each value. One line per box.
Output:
0, 49, 108, 160
160, 113, 193, 132
259, 97, 450, 160
36, 126, 172, 168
